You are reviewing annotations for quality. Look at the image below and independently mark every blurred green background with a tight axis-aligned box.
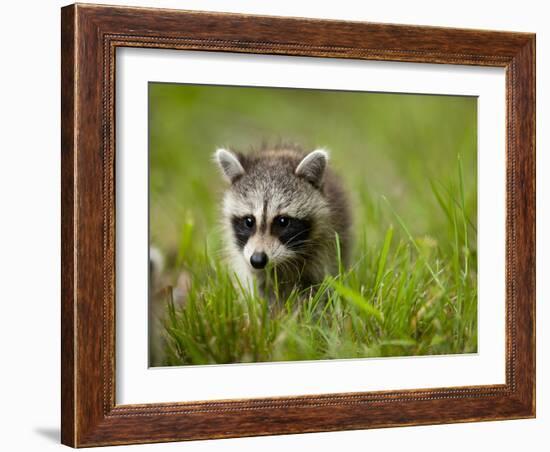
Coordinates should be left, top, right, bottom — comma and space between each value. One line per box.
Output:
149, 82, 476, 255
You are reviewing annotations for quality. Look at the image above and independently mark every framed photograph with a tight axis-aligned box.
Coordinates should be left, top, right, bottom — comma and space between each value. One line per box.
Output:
61, 3, 535, 447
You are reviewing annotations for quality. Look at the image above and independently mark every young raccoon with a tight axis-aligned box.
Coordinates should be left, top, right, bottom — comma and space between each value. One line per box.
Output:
214, 146, 352, 298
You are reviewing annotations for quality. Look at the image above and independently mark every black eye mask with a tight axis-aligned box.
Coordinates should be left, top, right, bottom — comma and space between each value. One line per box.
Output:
271, 216, 311, 249
231, 215, 256, 249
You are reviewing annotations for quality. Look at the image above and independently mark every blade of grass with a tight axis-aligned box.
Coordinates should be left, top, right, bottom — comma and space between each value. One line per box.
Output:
330, 280, 384, 323
382, 196, 445, 291
374, 226, 393, 291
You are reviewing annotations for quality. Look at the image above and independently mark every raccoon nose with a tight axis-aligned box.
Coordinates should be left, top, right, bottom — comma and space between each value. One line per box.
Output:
250, 252, 268, 269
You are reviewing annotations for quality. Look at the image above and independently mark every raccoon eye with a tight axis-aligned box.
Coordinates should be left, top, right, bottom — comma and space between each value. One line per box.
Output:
244, 216, 255, 228
276, 216, 290, 228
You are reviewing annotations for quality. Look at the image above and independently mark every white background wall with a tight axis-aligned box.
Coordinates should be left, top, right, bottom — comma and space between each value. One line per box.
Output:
0, 1, 546, 450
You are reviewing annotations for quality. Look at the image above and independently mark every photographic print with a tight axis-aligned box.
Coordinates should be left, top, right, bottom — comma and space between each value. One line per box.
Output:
61, 5, 536, 445
148, 83, 478, 367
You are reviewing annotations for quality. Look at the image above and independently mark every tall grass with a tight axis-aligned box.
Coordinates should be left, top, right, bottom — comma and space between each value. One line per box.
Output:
158, 160, 477, 366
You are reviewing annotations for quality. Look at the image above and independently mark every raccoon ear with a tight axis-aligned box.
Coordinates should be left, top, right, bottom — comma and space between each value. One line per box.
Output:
295, 149, 328, 188
214, 148, 245, 183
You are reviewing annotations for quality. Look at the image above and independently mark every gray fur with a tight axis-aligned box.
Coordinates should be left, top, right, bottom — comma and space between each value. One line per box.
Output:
215, 145, 352, 298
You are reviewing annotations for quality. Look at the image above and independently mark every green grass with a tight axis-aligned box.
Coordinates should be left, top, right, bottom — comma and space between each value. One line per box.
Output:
156, 162, 476, 366
148, 83, 477, 366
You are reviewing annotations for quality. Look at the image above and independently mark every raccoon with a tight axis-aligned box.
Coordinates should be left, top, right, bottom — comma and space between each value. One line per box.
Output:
214, 145, 352, 298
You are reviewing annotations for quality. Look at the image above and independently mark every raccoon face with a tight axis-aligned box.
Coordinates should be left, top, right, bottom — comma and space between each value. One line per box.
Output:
215, 147, 330, 272
230, 212, 313, 269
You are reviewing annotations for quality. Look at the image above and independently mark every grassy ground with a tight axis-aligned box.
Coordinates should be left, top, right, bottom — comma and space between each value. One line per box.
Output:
149, 83, 477, 366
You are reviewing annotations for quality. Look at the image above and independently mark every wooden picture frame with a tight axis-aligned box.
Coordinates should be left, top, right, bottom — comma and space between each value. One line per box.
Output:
61, 3, 535, 447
